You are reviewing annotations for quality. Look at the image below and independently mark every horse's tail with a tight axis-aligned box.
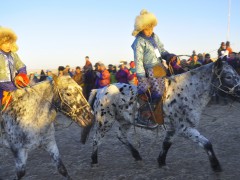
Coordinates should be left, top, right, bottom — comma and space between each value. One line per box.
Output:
88, 89, 98, 110
80, 89, 98, 144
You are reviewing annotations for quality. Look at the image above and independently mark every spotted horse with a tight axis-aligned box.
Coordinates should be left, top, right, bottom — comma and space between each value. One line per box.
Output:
81, 58, 240, 172
0, 75, 93, 179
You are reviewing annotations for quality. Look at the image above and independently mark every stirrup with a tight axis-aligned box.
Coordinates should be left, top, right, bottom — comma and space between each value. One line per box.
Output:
135, 114, 158, 129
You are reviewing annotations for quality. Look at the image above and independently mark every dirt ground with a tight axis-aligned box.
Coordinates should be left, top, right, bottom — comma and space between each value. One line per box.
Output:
1, 100, 240, 180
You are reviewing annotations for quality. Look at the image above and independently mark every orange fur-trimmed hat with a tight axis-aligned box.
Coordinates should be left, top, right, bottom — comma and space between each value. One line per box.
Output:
0, 27, 18, 52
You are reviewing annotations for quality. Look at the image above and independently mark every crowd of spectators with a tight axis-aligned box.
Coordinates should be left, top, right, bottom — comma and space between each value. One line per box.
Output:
28, 41, 240, 101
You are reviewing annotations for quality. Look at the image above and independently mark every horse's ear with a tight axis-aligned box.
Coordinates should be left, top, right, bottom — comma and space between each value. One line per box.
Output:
52, 74, 58, 85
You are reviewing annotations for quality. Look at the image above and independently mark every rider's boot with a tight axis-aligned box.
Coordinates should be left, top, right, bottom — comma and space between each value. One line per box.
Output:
136, 94, 159, 129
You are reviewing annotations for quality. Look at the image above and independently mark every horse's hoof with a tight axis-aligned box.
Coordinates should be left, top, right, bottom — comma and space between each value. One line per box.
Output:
212, 165, 222, 172
66, 175, 72, 180
161, 165, 170, 170
135, 156, 142, 161
158, 162, 166, 168
135, 159, 143, 166
91, 163, 99, 168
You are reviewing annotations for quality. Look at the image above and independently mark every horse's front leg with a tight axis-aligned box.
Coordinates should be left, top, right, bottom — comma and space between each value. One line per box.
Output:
117, 121, 142, 161
11, 148, 28, 180
43, 139, 71, 180
158, 130, 176, 167
180, 127, 222, 172
91, 118, 114, 166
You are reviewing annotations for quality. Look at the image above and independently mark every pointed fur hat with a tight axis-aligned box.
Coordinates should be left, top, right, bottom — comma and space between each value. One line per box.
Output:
132, 9, 158, 36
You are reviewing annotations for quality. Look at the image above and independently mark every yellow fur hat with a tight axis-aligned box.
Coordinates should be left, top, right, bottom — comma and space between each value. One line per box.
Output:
132, 9, 158, 36
0, 27, 18, 52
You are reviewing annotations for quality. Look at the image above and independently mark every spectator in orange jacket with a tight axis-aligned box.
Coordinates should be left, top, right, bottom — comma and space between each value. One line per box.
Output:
226, 41, 233, 55
94, 61, 110, 88
128, 61, 138, 85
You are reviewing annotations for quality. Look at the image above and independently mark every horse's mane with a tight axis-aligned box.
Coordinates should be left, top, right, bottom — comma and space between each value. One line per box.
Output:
11, 80, 52, 99
30, 80, 51, 87
167, 62, 214, 81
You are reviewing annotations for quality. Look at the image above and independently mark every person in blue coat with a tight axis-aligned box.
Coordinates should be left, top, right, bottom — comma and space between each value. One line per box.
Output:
131, 9, 176, 128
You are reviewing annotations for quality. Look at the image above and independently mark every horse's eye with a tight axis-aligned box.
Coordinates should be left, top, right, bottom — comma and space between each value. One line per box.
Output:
225, 76, 232, 80
66, 93, 71, 96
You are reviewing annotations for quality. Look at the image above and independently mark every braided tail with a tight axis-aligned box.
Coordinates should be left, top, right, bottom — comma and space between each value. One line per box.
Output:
80, 89, 98, 144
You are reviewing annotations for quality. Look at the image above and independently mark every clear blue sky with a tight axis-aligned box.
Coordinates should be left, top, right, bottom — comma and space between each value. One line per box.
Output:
1, 0, 239, 70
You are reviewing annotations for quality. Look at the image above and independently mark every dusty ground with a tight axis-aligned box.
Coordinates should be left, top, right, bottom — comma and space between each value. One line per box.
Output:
1, 100, 240, 180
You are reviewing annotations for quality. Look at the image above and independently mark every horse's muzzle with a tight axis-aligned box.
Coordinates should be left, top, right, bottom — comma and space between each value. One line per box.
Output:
76, 115, 94, 127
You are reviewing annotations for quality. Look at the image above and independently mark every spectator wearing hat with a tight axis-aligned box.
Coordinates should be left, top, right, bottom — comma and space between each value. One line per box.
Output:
128, 61, 138, 85
46, 70, 53, 81
131, 9, 177, 127
72, 66, 84, 87
83, 56, 96, 100
94, 61, 110, 89
39, 70, 47, 82
58, 66, 65, 76
64, 65, 73, 77
83, 56, 92, 74
116, 63, 129, 84
202, 54, 213, 65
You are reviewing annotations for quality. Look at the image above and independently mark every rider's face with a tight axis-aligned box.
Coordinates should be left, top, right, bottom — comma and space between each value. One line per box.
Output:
0, 41, 13, 53
142, 27, 154, 37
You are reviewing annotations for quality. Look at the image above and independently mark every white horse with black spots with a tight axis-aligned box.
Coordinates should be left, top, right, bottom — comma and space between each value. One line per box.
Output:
81, 58, 240, 172
0, 75, 93, 179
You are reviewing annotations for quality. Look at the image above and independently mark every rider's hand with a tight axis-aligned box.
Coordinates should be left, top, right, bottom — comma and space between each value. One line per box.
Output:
162, 60, 169, 69
15, 75, 24, 82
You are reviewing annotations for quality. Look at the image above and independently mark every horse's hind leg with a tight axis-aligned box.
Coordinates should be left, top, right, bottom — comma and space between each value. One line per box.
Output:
181, 127, 222, 172
44, 140, 71, 179
158, 130, 175, 167
117, 122, 142, 161
12, 148, 28, 180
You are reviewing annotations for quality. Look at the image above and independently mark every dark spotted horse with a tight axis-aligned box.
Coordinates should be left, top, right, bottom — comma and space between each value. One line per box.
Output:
81, 58, 240, 172
0, 75, 93, 180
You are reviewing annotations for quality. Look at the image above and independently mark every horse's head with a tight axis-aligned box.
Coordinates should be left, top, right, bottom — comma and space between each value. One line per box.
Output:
213, 57, 240, 98
52, 75, 93, 127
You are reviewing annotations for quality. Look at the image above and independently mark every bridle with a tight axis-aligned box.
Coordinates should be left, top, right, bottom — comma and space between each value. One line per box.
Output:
211, 63, 240, 96
54, 86, 90, 118
10, 78, 92, 123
